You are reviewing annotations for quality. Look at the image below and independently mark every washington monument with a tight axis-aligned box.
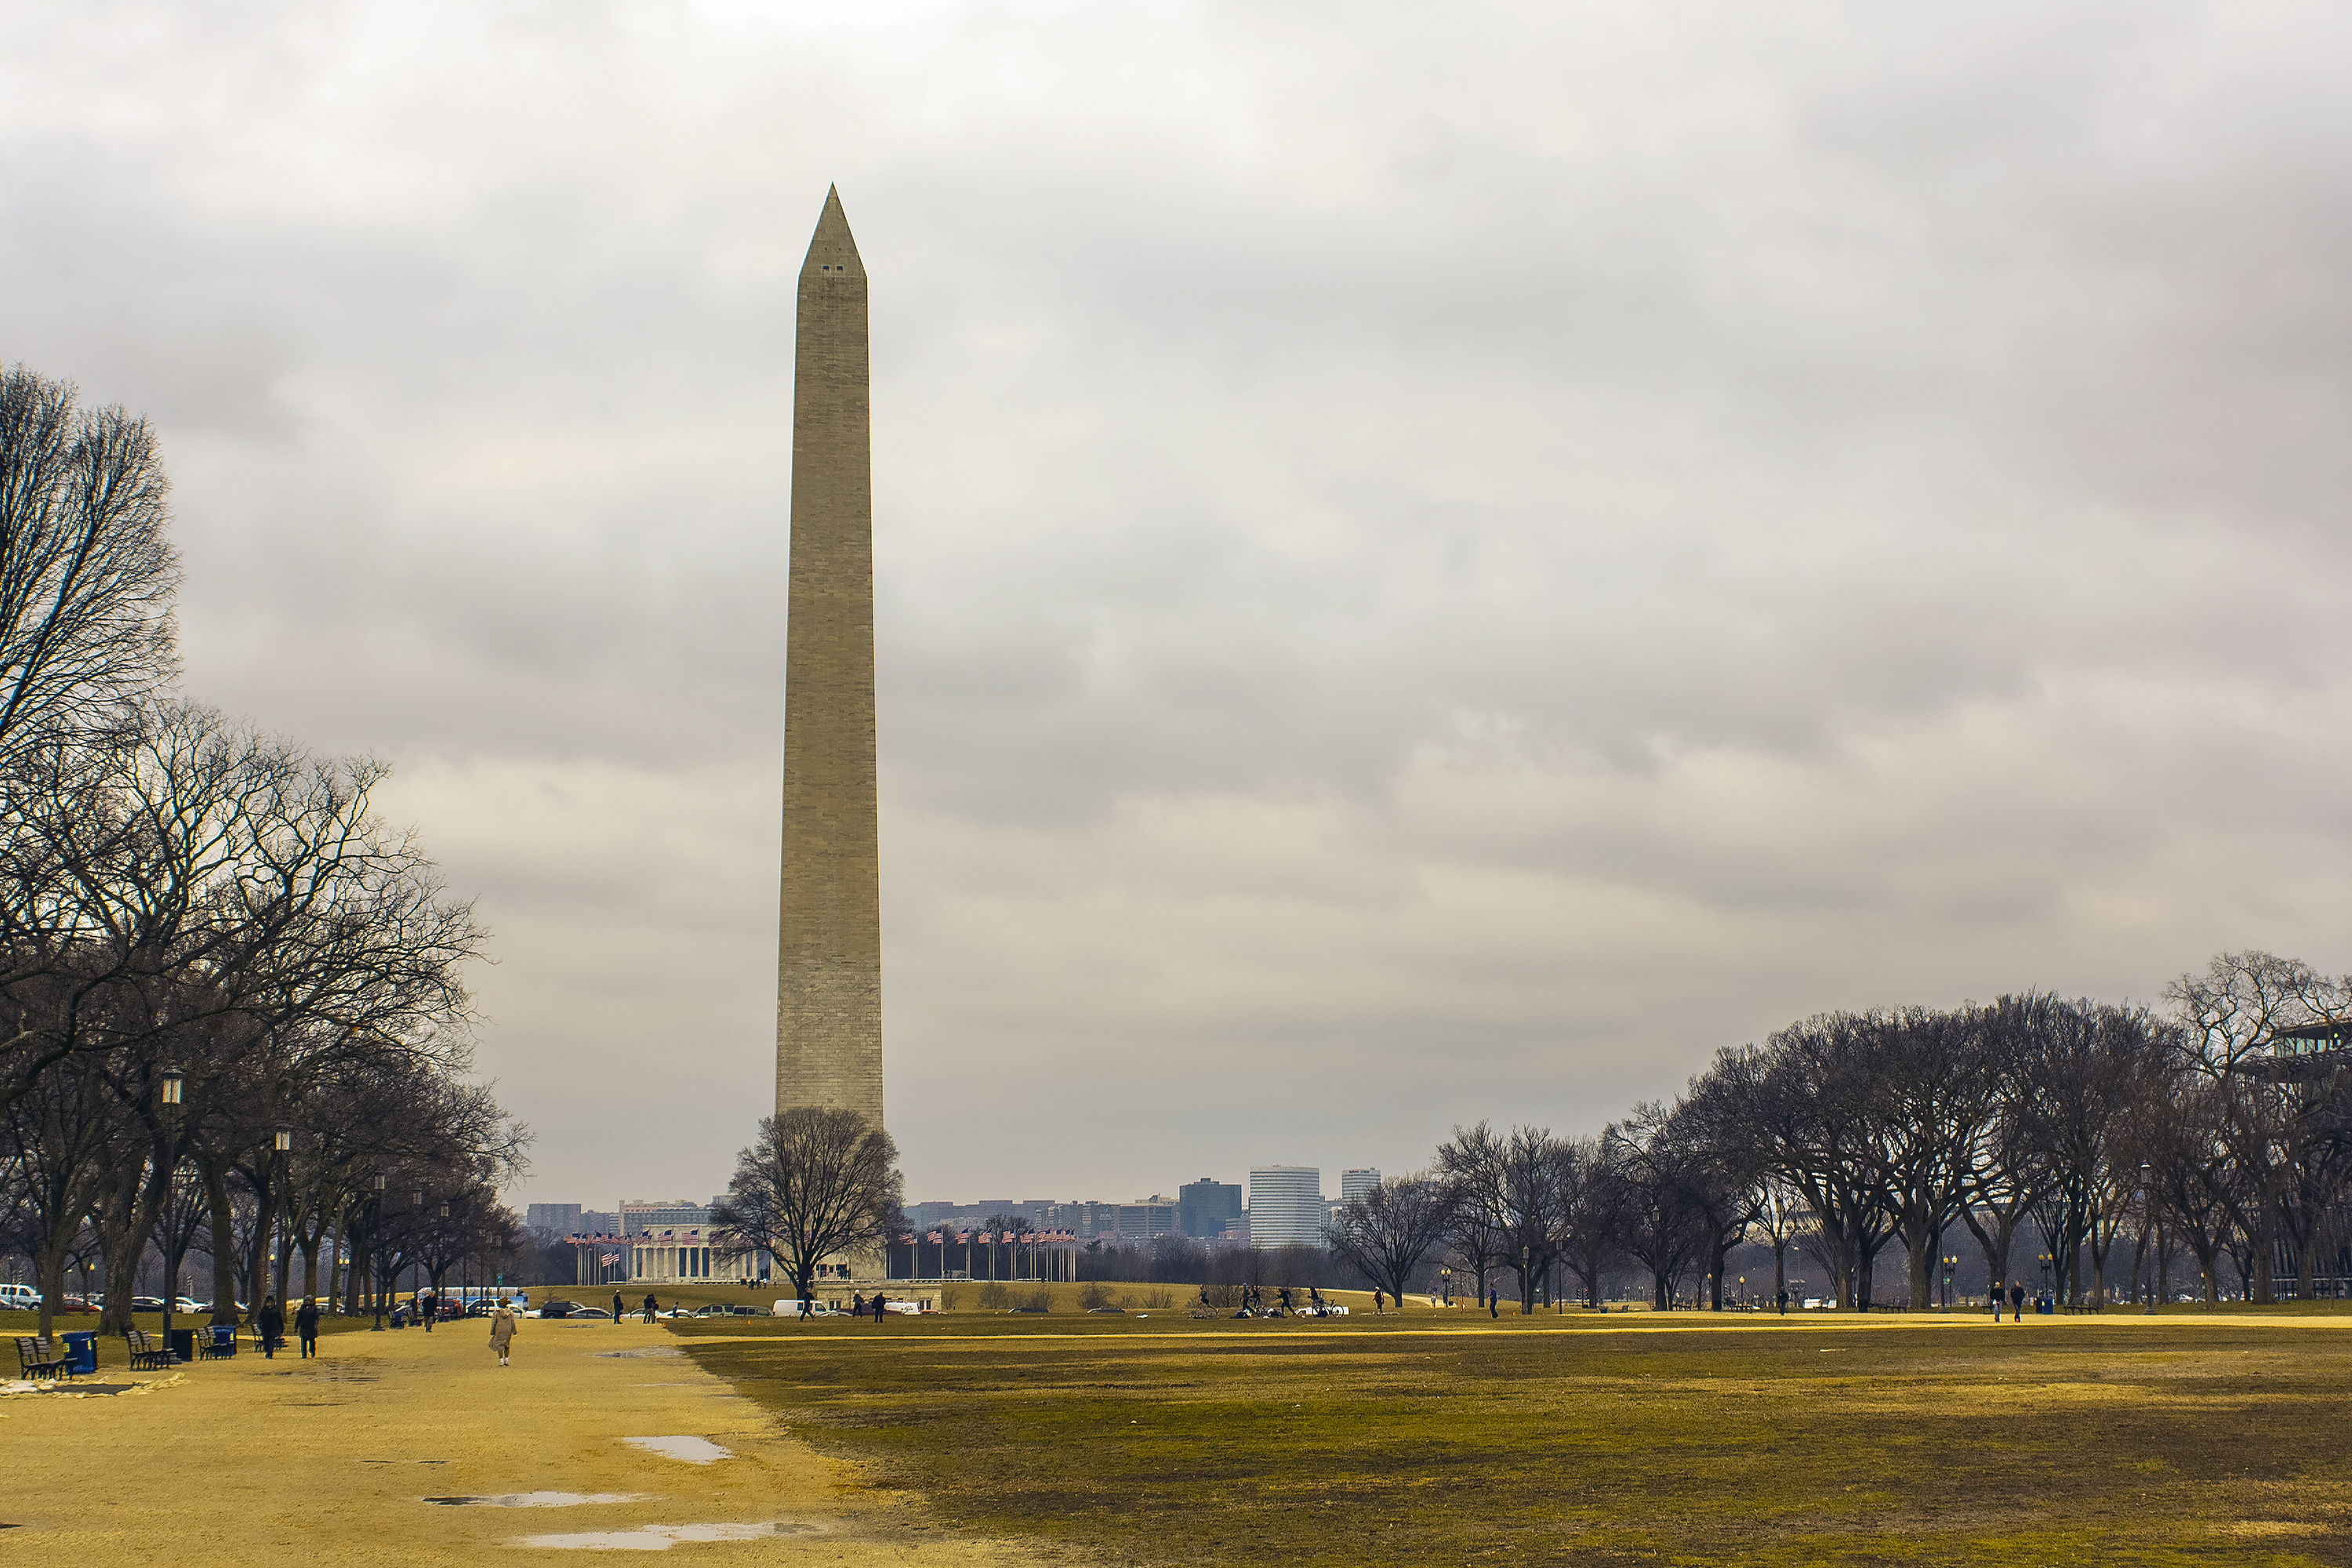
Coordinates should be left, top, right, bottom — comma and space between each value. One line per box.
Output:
775, 187, 882, 1126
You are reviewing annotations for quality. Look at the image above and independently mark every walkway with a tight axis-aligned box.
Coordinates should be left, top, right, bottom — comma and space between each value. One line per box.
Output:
0, 1317, 1040, 1563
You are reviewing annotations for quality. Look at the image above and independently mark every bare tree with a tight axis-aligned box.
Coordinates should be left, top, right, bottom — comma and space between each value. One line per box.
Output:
1558, 1137, 1628, 1308
1438, 1122, 1580, 1312
709, 1109, 902, 1306
1327, 1173, 1454, 1307
0, 365, 179, 767
2167, 951, 2352, 1302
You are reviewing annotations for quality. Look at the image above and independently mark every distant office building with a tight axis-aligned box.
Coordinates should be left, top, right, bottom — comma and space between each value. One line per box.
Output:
1248, 1166, 1325, 1247
1340, 1168, 1382, 1203
579, 1210, 618, 1236
620, 1197, 717, 1233
906, 1196, 1179, 1243
526, 1203, 583, 1234
1179, 1178, 1243, 1239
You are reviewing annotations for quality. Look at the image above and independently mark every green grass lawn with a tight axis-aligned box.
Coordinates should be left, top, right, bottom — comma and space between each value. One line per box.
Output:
672, 1310, 2352, 1567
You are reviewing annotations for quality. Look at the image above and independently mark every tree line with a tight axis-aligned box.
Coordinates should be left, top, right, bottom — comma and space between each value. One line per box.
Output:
0, 365, 521, 1338
1329, 955, 2352, 1312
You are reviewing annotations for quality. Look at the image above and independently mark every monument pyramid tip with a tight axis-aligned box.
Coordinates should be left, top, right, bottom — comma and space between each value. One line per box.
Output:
801, 185, 862, 278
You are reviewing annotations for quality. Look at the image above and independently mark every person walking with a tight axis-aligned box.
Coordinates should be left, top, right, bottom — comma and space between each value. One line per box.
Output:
641, 1293, 658, 1324
1777, 1288, 1788, 1316
489, 1298, 518, 1367
1488, 1288, 1500, 1319
257, 1294, 285, 1359
1372, 1288, 1385, 1315
612, 1289, 625, 1326
296, 1297, 321, 1359
872, 1293, 889, 1326
797, 1294, 814, 1320
2008, 1282, 2025, 1321
418, 1288, 436, 1333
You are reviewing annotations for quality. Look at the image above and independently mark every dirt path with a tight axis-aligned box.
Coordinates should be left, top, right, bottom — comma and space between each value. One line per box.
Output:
1, 1317, 1044, 1563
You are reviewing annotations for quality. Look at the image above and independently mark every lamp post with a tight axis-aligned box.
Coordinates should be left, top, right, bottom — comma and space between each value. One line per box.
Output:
2038, 1250, 2053, 1312
1439, 1266, 1453, 1306
1941, 1254, 1957, 1311
158, 1068, 183, 1351
369, 1175, 389, 1330
271, 1129, 291, 1305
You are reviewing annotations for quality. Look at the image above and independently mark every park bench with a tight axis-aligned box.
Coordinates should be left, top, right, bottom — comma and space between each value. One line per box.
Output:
196, 1323, 237, 1359
124, 1328, 175, 1370
14, 1334, 72, 1381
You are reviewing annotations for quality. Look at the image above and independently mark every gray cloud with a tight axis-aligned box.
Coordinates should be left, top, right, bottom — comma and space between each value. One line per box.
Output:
4, 0, 2350, 1210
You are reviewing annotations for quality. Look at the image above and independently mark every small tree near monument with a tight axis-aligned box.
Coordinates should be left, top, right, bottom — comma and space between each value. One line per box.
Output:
709, 1109, 903, 1307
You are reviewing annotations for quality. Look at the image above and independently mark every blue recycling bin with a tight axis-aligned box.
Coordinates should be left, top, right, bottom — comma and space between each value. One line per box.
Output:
61, 1332, 97, 1375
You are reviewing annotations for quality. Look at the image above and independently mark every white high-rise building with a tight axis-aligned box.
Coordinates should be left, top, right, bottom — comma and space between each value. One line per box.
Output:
1248, 1166, 1325, 1247
1340, 1168, 1382, 1203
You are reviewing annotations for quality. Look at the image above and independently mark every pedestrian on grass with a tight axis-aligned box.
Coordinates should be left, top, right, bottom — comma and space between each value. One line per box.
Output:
489, 1298, 518, 1366
613, 1290, 625, 1324
1777, 1289, 1788, 1316
1991, 1287, 2002, 1323
797, 1295, 814, 1320
258, 1294, 285, 1359
642, 1293, 658, 1324
418, 1288, 436, 1333
852, 1290, 866, 1319
1372, 1289, 1385, 1315
2008, 1283, 2025, 1320
296, 1297, 321, 1358
1489, 1288, 1500, 1319
873, 1293, 889, 1326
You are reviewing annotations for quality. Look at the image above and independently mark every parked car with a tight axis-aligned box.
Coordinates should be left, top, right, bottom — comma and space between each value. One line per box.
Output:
566, 1306, 613, 1319
0, 1283, 40, 1310
54, 1294, 100, 1314
129, 1295, 167, 1312
536, 1299, 581, 1319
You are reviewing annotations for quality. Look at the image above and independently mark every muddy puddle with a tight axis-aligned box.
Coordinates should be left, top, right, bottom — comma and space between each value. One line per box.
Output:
512, 1521, 820, 1550
622, 1436, 731, 1463
425, 1491, 655, 1508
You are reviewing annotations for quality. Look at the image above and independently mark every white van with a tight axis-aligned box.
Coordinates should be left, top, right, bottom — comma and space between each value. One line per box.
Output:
0, 1283, 41, 1310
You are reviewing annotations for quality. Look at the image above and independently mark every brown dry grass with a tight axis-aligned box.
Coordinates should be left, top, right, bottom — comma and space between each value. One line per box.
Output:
677, 1310, 2352, 1567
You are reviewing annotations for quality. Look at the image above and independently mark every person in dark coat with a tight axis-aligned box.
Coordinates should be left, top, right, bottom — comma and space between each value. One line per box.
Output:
296, 1297, 321, 1358
2008, 1282, 2026, 1320
257, 1295, 285, 1359
417, 1288, 436, 1333
872, 1293, 889, 1326
641, 1293, 658, 1323
612, 1289, 625, 1325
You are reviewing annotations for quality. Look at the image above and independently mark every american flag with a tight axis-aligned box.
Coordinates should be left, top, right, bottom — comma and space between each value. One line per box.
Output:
601, 1252, 619, 1266
927, 1231, 942, 1244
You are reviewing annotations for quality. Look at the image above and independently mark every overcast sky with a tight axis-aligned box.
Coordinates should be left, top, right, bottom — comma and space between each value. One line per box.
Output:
6, 2, 2350, 1214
